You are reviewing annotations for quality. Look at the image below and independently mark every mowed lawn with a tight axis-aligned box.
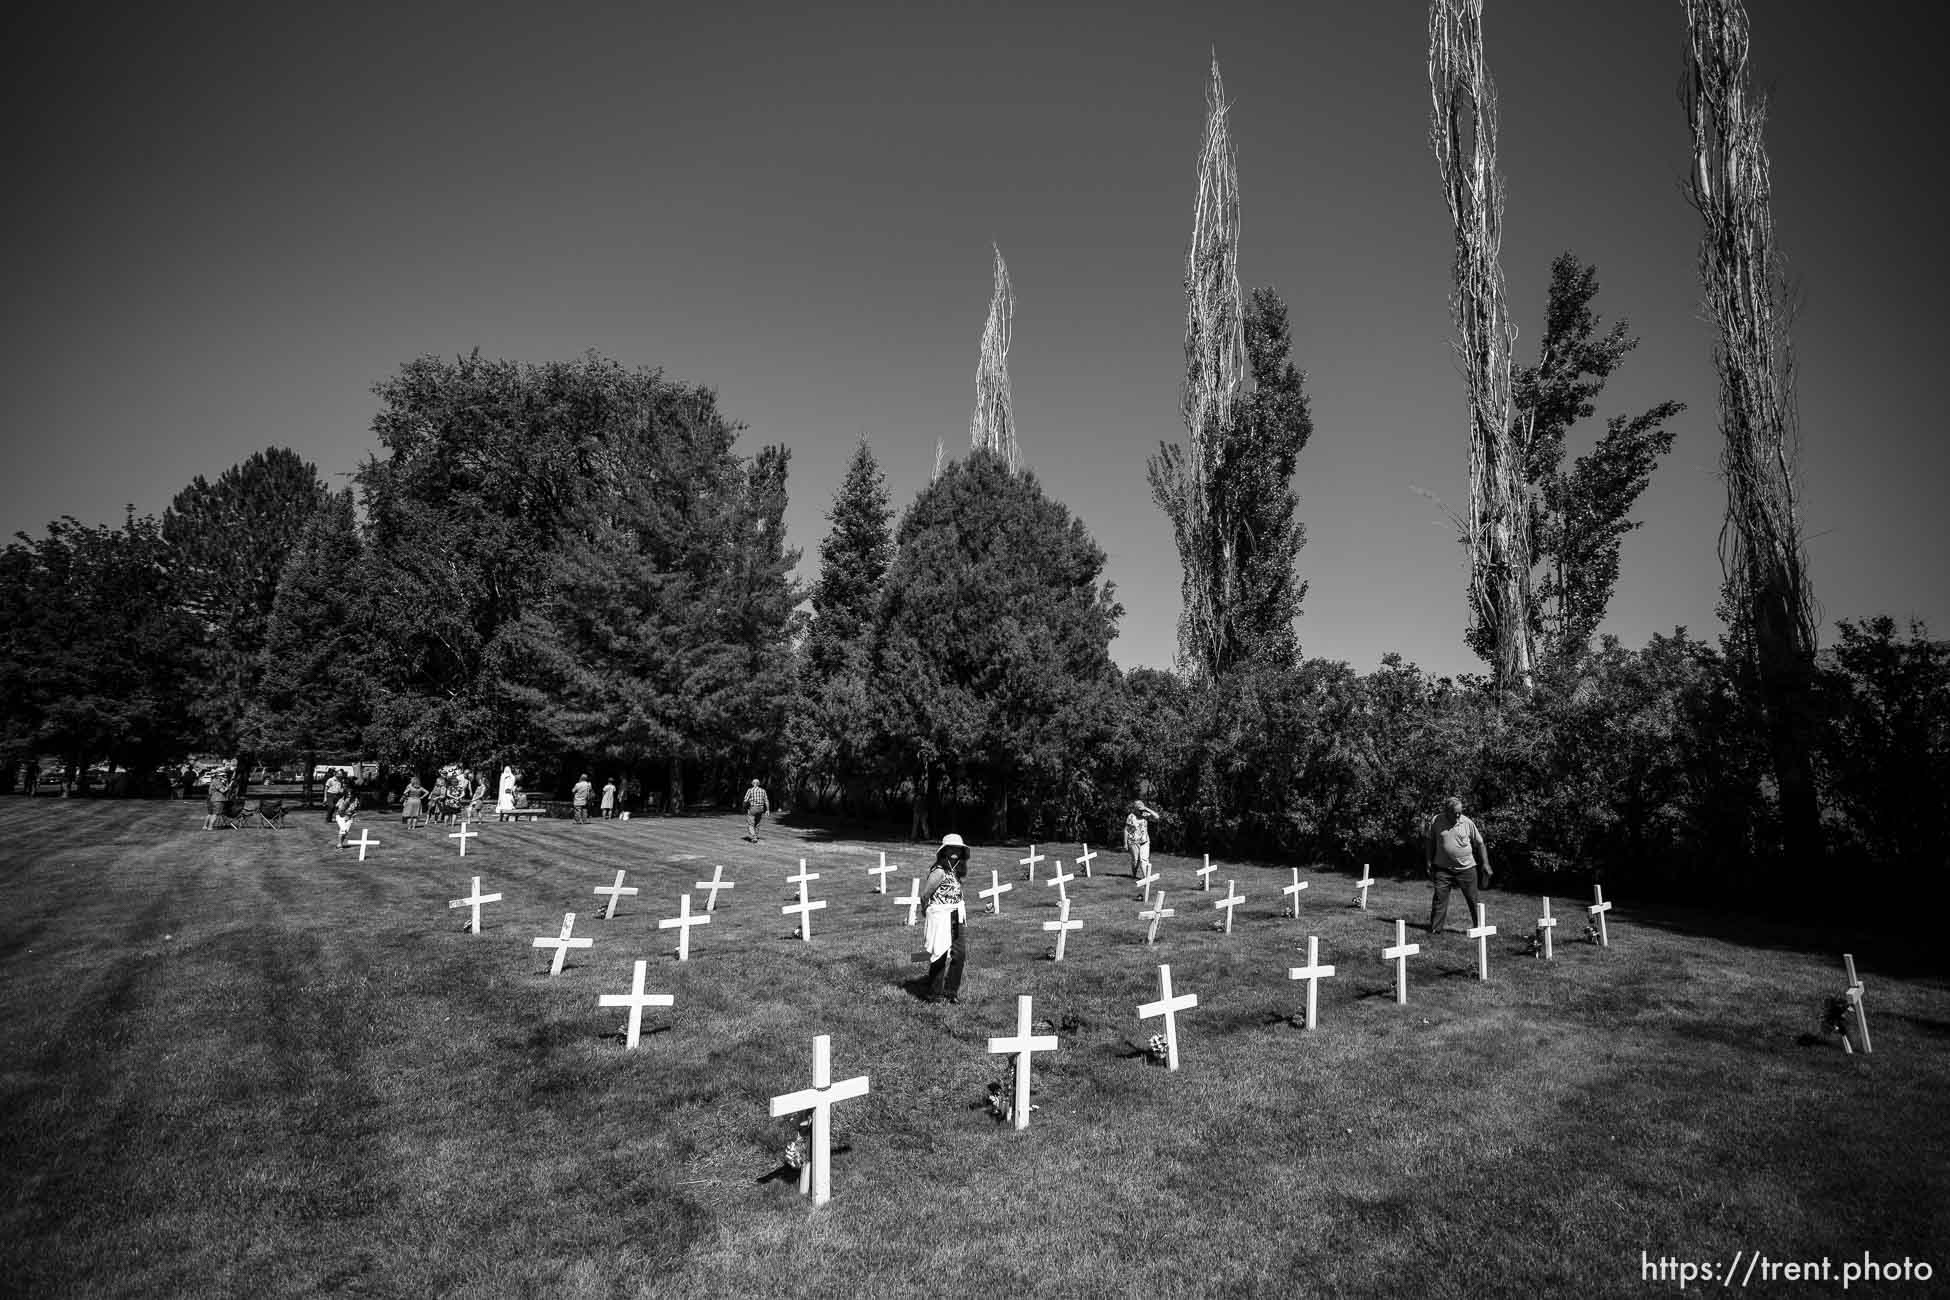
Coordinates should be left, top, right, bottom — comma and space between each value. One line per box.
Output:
2, 801, 1946, 1299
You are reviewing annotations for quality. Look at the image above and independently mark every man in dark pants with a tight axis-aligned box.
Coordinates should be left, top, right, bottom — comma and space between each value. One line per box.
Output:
1426, 796, 1492, 934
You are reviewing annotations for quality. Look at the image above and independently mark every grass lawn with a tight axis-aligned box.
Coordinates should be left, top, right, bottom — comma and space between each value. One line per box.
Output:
3, 801, 1946, 1298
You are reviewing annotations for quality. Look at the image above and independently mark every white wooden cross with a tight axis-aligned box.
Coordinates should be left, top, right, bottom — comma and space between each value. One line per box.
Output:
1842, 953, 1874, 1053
1286, 936, 1337, 1030
1074, 844, 1097, 878
867, 851, 898, 894
1282, 868, 1308, 917
1134, 865, 1160, 903
659, 892, 709, 961
1537, 897, 1558, 960
598, 959, 673, 1049
1019, 844, 1046, 881
1195, 854, 1217, 891
448, 821, 478, 856
1137, 964, 1199, 1072
1140, 891, 1174, 944
1354, 863, 1374, 910
1382, 918, 1420, 1005
1043, 898, 1082, 962
896, 876, 921, 926
447, 875, 501, 934
978, 869, 1012, 916
347, 828, 379, 861
1587, 885, 1613, 948
783, 867, 827, 941
593, 869, 638, 921
769, 1034, 870, 1209
533, 912, 593, 977
1213, 880, 1245, 934
1467, 903, 1497, 981
986, 994, 1058, 1131
1045, 860, 1075, 904
694, 864, 734, 913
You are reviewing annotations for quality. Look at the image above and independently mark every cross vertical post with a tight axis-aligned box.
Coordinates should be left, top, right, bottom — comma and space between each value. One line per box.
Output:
694, 865, 734, 912
447, 876, 501, 933
1019, 845, 1045, 881
1282, 868, 1308, 917
593, 869, 637, 921
1843, 953, 1873, 1053
1286, 935, 1337, 1030
597, 959, 673, 1049
1382, 919, 1420, 1005
1195, 854, 1216, 891
1466, 903, 1496, 981
769, 1034, 870, 1208
978, 870, 1012, 916
659, 892, 709, 961
1587, 886, 1613, 948
1074, 845, 1097, 878
1354, 863, 1374, 910
986, 995, 1058, 1131
1140, 891, 1174, 944
448, 822, 478, 856
1538, 897, 1557, 960
1137, 964, 1199, 1072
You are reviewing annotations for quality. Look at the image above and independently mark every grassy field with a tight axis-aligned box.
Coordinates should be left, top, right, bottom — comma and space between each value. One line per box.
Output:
2, 801, 1946, 1299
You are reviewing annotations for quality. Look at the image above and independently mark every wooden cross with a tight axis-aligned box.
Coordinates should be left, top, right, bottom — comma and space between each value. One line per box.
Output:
448, 822, 478, 856
1195, 854, 1217, 891
593, 869, 638, 921
1074, 844, 1097, 878
787, 861, 821, 893
783, 876, 827, 942
1134, 866, 1160, 903
1140, 891, 1174, 944
694, 864, 734, 913
1282, 868, 1308, 917
533, 912, 593, 977
986, 994, 1058, 1132
896, 877, 921, 926
1842, 953, 1874, 1053
1019, 844, 1046, 881
1382, 919, 1420, 1005
1043, 898, 1081, 962
1537, 897, 1558, 960
447, 875, 501, 934
1354, 863, 1374, 910
1213, 880, 1245, 934
1045, 860, 1075, 904
348, 828, 379, 862
1587, 885, 1613, 948
1466, 903, 1497, 981
769, 1034, 870, 1208
867, 852, 898, 894
978, 870, 1012, 916
598, 959, 673, 1049
1137, 964, 1199, 1072
1286, 935, 1336, 1029
659, 892, 709, 961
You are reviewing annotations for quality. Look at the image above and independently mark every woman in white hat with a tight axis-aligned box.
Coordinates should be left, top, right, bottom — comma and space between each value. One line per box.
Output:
921, 833, 971, 1003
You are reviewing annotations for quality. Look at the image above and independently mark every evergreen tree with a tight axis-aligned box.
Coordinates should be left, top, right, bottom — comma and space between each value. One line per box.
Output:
257, 488, 370, 799
1512, 253, 1683, 662
162, 447, 327, 790
792, 437, 894, 812
872, 449, 1122, 838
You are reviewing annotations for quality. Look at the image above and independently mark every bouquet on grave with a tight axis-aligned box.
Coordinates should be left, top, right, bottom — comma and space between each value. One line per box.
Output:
1819, 992, 1854, 1040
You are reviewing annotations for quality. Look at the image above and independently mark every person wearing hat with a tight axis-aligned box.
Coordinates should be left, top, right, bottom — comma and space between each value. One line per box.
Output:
921, 833, 971, 1003
1124, 800, 1159, 879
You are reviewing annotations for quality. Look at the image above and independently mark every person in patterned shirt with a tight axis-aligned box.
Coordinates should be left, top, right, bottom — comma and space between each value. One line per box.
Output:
921, 833, 971, 1003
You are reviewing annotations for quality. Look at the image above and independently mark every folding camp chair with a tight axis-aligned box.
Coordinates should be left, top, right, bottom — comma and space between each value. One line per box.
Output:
219, 798, 250, 830
249, 799, 288, 829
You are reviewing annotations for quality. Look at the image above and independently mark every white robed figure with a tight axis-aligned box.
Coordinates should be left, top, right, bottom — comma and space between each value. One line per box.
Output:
496, 766, 517, 817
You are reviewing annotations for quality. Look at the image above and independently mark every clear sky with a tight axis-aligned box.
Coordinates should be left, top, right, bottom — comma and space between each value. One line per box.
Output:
6, 1, 1944, 679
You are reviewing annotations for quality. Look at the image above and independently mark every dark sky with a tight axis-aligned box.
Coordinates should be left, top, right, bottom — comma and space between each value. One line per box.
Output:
6, 1, 1943, 676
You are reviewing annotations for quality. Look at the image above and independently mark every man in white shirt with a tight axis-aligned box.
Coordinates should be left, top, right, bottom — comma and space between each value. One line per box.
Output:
1425, 796, 1492, 935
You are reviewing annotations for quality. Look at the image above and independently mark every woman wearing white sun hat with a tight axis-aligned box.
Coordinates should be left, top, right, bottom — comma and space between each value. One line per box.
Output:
922, 834, 971, 1003
1124, 800, 1160, 878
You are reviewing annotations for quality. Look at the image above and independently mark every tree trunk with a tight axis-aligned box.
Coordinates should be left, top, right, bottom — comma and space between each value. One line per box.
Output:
666, 754, 684, 817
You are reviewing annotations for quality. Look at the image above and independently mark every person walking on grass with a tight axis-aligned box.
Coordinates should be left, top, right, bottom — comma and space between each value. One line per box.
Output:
572, 773, 593, 824
323, 768, 343, 821
401, 775, 427, 829
742, 778, 769, 842
333, 790, 357, 849
1425, 796, 1492, 935
600, 777, 616, 819
1123, 800, 1159, 878
921, 833, 971, 1003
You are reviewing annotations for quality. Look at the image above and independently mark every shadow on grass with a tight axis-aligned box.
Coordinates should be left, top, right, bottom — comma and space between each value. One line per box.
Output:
1612, 898, 1948, 977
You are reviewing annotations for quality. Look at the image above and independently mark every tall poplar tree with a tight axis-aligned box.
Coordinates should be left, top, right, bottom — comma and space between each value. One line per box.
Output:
1429, 0, 1530, 689
1682, 0, 1822, 876
1150, 54, 1313, 679
968, 245, 1021, 472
